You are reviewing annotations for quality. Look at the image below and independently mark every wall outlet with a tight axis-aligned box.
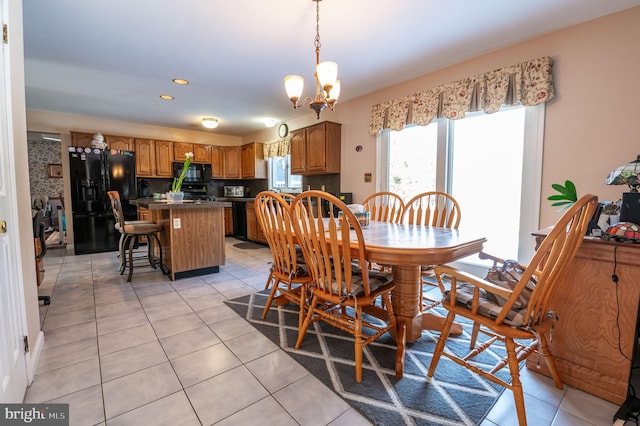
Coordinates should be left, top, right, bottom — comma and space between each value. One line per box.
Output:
173, 218, 181, 229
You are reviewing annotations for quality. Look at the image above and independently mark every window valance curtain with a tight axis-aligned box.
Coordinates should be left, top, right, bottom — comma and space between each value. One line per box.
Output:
263, 136, 291, 158
368, 56, 554, 136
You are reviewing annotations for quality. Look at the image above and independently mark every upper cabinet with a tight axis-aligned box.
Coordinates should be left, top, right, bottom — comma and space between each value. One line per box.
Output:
211, 146, 224, 179
105, 135, 134, 151
70, 131, 94, 147
192, 144, 211, 163
223, 146, 242, 179
173, 142, 192, 162
134, 138, 155, 177
241, 142, 267, 179
154, 140, 174, 177
174, 142, 210, 163
290, 121, 341, 175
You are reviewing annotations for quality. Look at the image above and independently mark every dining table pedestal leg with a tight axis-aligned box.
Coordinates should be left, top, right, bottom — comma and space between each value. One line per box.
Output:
391, 265, 463, 342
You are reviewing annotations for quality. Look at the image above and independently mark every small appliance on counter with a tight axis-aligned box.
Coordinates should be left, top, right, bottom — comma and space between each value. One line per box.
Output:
224, 185, 246, 198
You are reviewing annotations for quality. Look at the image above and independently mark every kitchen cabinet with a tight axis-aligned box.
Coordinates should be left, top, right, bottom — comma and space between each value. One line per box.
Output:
174, 142, 210, 163
155, 140, 174, 177
105, 135, 134, 151
290, 121, 341, 175
70, 131, 94, 148
223, 146, 242, 179
193, 144, 211, 163
137, 207, 153, 243
224, 206, 233, 236
134, 138, 155, 177
241, 142, 267, 179
245, 201, 266, 244
211, 146, 224, 178
173, 142, 192, 162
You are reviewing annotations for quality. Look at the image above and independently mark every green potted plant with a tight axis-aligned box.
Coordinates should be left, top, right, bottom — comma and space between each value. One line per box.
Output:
547, 180, 577, 210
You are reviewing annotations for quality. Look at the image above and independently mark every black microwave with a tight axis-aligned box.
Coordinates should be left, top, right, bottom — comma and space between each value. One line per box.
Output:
173, 162, 212, 183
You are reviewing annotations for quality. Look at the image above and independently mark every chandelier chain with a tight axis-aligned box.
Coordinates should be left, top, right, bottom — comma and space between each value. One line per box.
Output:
314, 0, 321, 51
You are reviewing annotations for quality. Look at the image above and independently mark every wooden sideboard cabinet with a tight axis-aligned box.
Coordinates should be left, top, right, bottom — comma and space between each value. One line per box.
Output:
526, 236, 640, 405
290, 121, 341, 175
241, 142, 266, 179
135, 138, 155, 177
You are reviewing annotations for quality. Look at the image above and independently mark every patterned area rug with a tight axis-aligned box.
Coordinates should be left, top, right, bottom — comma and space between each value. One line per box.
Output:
225, 291, 510, 426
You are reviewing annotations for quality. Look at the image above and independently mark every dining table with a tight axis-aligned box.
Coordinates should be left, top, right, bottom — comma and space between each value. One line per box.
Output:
347, 220, 487, 343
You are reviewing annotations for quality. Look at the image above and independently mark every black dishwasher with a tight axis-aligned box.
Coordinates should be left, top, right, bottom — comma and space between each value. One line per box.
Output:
232, 202, 247, 239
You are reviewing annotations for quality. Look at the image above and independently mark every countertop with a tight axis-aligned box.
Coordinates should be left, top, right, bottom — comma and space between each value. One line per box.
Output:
215, 197, 256, 203
132, 198, 232, 210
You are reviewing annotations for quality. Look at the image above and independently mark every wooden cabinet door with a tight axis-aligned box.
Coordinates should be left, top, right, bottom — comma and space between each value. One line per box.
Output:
173, 142, 193, 162
70, 131, 94, 148
241, 144, 255, 179
224, 207, 233, 235
241, 143, 266, 179
211, 146, 224, 178
106, 135, 134, 151
289, 130, 306, 174
155, 140, 174, 177
135, 139, 155, 177
305, 125, 328, 173
192, 144, 211, 163
246, 202, 258, 241
224, 146, 241, 179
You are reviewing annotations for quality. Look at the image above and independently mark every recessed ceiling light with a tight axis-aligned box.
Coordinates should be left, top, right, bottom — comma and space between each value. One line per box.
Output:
159, 95, 174, 100
172, 79, 189, 85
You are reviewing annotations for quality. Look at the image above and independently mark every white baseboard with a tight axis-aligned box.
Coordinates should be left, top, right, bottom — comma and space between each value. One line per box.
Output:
25, 331, 45, 384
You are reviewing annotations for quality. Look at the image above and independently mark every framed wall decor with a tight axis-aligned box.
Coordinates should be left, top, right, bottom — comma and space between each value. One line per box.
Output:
48, 164, 63, 178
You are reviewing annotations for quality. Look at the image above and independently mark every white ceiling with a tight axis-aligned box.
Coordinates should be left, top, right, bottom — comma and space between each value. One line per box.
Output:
22, 0, 640, 137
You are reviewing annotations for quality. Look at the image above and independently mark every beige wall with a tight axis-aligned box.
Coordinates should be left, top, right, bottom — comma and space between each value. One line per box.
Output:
245, 6, 640, 228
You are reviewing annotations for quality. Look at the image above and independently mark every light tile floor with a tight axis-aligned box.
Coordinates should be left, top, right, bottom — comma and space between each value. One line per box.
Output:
28, 238, 625, 425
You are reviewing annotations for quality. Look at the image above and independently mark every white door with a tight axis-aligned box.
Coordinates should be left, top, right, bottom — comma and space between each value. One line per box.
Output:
0, 0, 29, 403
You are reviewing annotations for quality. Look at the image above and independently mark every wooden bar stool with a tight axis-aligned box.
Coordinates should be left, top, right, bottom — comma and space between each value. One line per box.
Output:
107, 191, 164, 282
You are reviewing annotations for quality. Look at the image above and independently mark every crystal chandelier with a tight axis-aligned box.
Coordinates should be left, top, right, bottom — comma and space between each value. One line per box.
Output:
284, 0, 340, 119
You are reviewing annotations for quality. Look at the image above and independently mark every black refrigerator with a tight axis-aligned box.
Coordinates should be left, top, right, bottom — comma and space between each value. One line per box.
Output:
68, 147, 137, 255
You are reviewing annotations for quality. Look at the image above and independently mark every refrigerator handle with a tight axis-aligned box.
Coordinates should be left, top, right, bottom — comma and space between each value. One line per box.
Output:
103, 152, 111, 212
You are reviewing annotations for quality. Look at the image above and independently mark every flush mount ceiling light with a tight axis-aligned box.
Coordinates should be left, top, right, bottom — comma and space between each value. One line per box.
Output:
159, 95, 174, 100
284, 0, 340, 119
172, 78, 189, 85
264, 119, 276, 128
201, 117, 219, 129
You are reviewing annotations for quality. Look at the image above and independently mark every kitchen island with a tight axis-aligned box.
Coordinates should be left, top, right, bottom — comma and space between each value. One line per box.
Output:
131, 199, 231, 280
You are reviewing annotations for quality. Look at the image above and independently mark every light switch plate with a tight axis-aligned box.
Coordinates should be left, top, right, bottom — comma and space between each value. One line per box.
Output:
173, 218, 181, 229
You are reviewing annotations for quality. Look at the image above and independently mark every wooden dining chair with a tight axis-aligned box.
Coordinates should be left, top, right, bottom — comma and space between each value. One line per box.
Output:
402, 191, 461, 311
362, 191, 405, 223
427, 194, 598, 426
255, 191, 312, 329
290, 190, 406, 382
361, 191, 405, 274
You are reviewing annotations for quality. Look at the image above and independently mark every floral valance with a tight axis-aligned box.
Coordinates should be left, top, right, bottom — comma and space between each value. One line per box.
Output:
263, 136, 291, 158
369, 56, 555, 135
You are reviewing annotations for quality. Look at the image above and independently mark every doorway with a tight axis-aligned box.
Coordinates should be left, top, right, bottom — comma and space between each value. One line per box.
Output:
26, 131, 67, 249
